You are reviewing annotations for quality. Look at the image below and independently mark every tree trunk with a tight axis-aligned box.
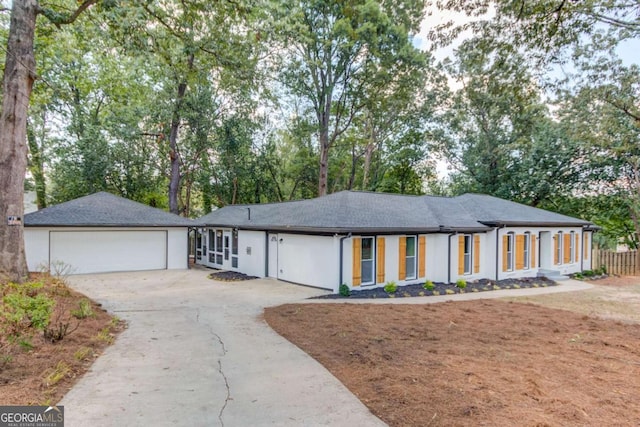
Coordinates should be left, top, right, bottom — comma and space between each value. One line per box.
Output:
27, 122, 46, 209
168, 81, 187, 215
0, 0, 38, 282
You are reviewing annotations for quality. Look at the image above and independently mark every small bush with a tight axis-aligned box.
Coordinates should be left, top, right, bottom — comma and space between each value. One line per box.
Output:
74, 347, 93, 361
423, 280, 435, 291
384, 282, 398, 294
71, 299, 95, 319
582, 270, 594, 277
445, 289, 455, 295
339, 284, 350, 297
455, 279, 467, 289
1, 292, 55, 335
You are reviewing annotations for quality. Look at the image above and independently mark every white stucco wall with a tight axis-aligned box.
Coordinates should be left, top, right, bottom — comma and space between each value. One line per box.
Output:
24, 227, 189, 273
495, 226, 585, 280
239, 230, 267, 278
167, 228, 189, 269
273, 233, 339, 291
24, 228, 50, 272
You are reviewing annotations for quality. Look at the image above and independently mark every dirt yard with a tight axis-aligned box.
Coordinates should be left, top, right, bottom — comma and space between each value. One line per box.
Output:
0, 275, 123, 405
265, 277, 640, 427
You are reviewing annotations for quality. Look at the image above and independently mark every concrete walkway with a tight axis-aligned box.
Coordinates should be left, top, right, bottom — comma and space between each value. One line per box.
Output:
60, 270, 385, 427
60, 270, 592, 426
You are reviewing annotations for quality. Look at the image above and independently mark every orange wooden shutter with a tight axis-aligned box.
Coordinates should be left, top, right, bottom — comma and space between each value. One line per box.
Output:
418, 236, 426, 278
563, 233, 571, 263
376, 237, 386, 283
458, 235, 465, 275
515, 234, 524, 270
531, 235, 537, 268
398, 236, 406, 280
502, 235, 509, 272
352, 238, 361, 286
575, 233, 579, 262
583, 233, 589, 260
554, 235, 559, 265
473, 235, 480, 273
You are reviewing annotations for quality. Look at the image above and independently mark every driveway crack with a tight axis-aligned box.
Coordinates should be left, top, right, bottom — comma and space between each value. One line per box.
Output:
195, 308, 230, 426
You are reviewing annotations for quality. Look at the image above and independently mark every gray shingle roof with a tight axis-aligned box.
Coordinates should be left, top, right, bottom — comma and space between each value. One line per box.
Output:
25, 192, 194, 227
199, 190, 591, 233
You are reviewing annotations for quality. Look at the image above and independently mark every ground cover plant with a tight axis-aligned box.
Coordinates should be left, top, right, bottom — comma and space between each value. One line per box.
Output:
265, 276, 640, 426
0, 273, 123, 404
317, 277, 556, 299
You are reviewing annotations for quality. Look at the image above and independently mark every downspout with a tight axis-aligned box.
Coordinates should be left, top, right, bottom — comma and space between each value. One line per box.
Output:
580, 228, 584, 272
495, 225, 505, 281
447, 232, 456, 284
264, 232, 269, 277
339, 233, 352, 289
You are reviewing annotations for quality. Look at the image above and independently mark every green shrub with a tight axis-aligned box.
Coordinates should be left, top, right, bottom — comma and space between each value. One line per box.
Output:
1, 292, 55, 335
339, 284, 350, 297
71, 299, 95, 319
455, 279, 467, 289
383, 281, 398, 294
423, 280, 435, 291
582, 270, 594, 277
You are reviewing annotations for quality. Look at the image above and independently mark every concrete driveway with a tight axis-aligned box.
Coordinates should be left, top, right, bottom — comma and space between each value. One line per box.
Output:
60, 269, 386, 427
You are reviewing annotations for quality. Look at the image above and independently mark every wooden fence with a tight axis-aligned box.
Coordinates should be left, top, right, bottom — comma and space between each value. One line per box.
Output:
592, 249, 638, 276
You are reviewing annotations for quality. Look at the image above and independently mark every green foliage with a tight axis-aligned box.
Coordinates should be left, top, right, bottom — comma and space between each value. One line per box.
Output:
71, 299, 95, 319
1, 289, 55, 335
339, 284, 351, 297
455, 279, 467, 289
423, 280, 435, 291
383, 281, 398, 294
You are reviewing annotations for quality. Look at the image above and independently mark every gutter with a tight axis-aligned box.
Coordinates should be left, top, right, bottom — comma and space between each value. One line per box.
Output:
338, 233, 352, 290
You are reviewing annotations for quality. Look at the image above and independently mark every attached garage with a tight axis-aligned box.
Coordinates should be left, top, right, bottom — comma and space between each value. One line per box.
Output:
25, 192, 193, 274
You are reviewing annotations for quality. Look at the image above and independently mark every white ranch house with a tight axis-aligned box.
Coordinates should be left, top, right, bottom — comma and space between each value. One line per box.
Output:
196, 191, 596, 293
24, 192, 192, 274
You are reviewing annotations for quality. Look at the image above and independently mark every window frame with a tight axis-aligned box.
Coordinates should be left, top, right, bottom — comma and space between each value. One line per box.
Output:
556, 231, 563, 265
506, 232, 515, 272
523, 232, 530, 270
463, 234, 473, 275
405, 235, 417, 280
360, 236, 376, 286
569, 231, 575, 263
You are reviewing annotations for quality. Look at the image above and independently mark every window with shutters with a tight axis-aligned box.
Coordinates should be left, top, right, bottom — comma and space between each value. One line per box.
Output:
463, 235, 472, 274
523, 233, 530, 270
405, 236, 417, 280
361, 237, 375, 285
506, 233, 514, 271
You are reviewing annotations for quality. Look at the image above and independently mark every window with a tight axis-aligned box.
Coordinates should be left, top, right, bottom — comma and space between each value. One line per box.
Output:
232, 230, 239, 268
556, 232, 563, 265
569, 231, 575, 263
463, 235, 472, 275
209, 230, 215, 251
523, 233, 530, 270
405, 236, 417, 280
216, 230, 224, 264
361, 237, 375, 285
507, 234, 514, 271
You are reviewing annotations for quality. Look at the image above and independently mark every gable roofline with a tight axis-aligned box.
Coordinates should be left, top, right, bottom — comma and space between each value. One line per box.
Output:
25, 192, 194, 227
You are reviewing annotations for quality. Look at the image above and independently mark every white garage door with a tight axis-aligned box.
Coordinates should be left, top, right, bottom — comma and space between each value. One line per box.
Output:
50, 230, 168, 274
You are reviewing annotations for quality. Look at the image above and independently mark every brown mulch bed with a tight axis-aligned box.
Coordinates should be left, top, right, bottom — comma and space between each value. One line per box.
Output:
265, 300, 640, 426
0, 274, 124, 405
208, 271, 258, 281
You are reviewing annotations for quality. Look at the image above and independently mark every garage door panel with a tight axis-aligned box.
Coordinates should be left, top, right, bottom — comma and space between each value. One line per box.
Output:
50, 231, 167, 274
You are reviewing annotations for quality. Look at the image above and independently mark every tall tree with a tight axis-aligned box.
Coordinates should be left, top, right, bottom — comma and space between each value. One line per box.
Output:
0, 0, 98, 282
276, 0, 428, 196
